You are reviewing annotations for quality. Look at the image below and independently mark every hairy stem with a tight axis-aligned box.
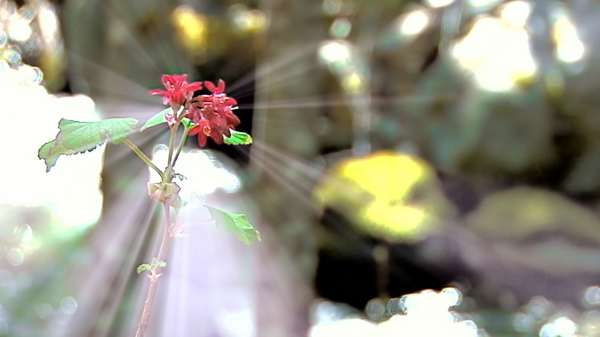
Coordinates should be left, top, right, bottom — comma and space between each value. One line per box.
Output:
134, 203, 174, 337
123, 138, 164, 179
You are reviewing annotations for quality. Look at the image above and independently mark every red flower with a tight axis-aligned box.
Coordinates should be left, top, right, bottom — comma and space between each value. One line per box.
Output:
189, 79, 240, 147
149, 74, 203, 108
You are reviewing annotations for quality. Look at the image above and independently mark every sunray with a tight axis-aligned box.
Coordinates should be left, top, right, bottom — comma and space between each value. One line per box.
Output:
67, 52, 156, 104
239, 92, 446, 112
227, 43, 320, 95
58, 177, 158, 337
105, 1, 192, 74
92, 202, 160, 337
167, 225, 191, 337
103, 5, 164, 72
229, 61, 319, 101
252, 141, 324, 181
231, 146, 321, 213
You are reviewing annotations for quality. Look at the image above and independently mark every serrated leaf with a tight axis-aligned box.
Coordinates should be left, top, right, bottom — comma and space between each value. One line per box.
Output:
205, 206, 261, 244
224, 130, 253, 145
137, 263, 151, 274
141, 108, 171, 131
38, 118, 138, 172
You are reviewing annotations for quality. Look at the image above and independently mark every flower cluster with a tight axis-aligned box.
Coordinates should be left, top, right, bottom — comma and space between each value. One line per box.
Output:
189, 79, 240, 146
149, 75, 240, 147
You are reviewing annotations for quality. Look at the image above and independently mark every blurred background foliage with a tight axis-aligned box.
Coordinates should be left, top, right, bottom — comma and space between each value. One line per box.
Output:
2, 0, 600, 336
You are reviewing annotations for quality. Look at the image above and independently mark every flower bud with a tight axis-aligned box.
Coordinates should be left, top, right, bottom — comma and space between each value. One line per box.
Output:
147, 182, 181, 205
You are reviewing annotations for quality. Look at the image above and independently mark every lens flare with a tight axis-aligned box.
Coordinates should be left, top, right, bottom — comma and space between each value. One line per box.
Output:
451, 16, 536, 91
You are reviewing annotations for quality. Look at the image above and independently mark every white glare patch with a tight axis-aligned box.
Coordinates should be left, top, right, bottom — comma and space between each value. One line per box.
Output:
149, 147, 241, 201
310, 288, 479, 337
583, 286, 600, 306
441, 287, 463, 307
7, 16, 32, 42
451, 16, 536, 92
37, 2, 60, 45
59, 296, 78, 316
0, 63, 103, 229
5, 248, 24, 266
424, 0, 455, 9
539, 316, 577, 337
499, 1, 532, 28
467, 0, 502, 10
552, 15, 585, 64
319, 40, 353, 71
397, 9, 431, 37
309, 318, 377, 337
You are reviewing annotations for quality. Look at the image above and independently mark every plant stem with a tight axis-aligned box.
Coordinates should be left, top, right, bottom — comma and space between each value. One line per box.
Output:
171, 126, 190, 168
123, 138, 164, 179
134, 120, 182, 337
165, 123, 179, 181
134, 202, 174, 337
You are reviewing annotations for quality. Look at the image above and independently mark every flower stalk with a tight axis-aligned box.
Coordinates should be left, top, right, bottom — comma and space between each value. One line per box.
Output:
134, 120, 180, 337
123, 138, 164, 179
130, 75, 251, 337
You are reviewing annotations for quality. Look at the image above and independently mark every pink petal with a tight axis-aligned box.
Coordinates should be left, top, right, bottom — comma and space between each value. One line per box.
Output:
160, 75, 171, 86
204, 81, 216, 93
149, 89, 168, 96
225, 97, 237, 106
187, 81, 203, 92
216, 79, 226, 93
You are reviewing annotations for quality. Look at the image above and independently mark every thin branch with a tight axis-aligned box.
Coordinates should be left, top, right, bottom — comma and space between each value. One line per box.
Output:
166, 123, 179, 180
123, 138, 164, 178
171, 126, 191, 168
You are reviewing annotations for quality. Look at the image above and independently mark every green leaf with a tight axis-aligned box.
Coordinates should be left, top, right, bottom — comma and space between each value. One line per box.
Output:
137, 263, 151, 274
141, 108, 171, 131
38, 118, 139, 172
224, 130, 253, 145
205, 206, 261, 244
141, 108, 195, 131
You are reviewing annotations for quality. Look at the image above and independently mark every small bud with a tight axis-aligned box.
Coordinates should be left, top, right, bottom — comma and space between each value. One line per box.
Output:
147, 182, 181, 204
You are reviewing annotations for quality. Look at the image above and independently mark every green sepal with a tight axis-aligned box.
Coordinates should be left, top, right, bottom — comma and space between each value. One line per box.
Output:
224, 130, 253, 145
182, 118, 195, 129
